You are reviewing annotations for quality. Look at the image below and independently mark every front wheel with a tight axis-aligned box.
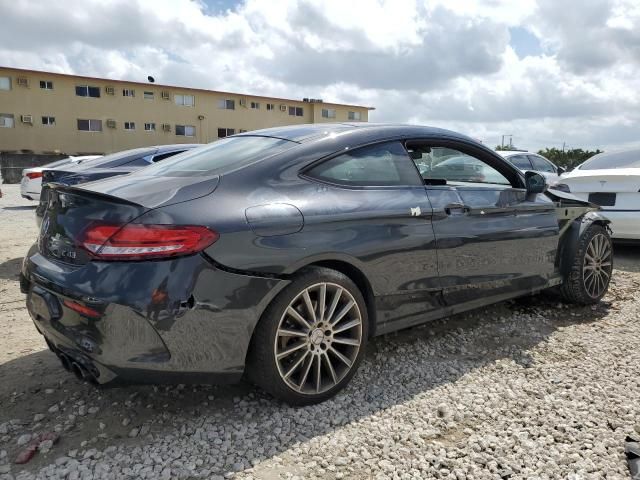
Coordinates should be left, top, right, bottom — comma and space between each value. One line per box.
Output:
247, 267, 368, 405
561, 224, 613, 304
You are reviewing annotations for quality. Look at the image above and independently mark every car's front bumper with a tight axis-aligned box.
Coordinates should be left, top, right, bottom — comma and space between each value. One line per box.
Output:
22, 246, 289, 384
599, 210, 640, 240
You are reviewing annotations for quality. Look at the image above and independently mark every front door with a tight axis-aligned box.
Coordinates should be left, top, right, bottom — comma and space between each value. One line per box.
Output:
300, 140, 442, 332
406, 141, 559, 308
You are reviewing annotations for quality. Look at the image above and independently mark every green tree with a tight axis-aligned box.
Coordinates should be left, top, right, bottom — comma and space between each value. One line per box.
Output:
495, 145, 519, 151
537, 147, 603, 170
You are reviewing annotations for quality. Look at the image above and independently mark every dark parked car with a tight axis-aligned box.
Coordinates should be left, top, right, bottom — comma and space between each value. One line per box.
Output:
36, 144, 200, 224
22, 124, 613, 405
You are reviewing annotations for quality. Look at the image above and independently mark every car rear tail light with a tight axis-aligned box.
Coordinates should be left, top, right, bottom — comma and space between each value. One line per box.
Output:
63, 299, 102, 318
80, 224, 219, 261
26, 172, 43, 179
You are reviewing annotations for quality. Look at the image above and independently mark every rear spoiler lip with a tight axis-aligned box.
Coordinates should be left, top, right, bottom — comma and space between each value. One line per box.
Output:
48, 182, 146, 209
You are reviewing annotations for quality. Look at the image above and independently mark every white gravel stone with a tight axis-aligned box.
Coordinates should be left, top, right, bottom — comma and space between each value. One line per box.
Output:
5, 270, 640, 480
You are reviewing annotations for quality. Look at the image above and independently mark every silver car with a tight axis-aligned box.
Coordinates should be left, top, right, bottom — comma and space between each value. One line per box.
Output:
497, 150, 564, 185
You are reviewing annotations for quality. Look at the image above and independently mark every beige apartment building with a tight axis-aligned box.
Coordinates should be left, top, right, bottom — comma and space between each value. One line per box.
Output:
0, 67, 373, 155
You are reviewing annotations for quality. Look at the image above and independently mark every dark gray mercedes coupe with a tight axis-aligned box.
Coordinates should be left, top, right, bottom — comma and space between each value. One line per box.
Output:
22, 124, 613, 404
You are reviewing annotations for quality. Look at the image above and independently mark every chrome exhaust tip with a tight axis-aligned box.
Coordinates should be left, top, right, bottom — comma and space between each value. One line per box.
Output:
71, 362, 90, 381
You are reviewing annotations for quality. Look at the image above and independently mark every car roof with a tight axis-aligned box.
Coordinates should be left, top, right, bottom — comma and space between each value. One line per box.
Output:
155, 144, 201, 152
497, 150, 532, 157
235, 123, 478, 144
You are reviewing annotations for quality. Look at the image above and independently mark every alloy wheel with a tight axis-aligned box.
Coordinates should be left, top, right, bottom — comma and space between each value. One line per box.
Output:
583, 233, 612, 298
274, 282, 363, 395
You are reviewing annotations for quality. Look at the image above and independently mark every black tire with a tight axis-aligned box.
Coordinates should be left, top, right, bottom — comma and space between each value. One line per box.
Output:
560, 224, 613, 305
247, 267, 369, 405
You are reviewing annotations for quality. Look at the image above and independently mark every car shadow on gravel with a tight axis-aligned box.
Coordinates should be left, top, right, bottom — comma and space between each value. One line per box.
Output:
0, 257, 24, 280
0, 295, 613, 475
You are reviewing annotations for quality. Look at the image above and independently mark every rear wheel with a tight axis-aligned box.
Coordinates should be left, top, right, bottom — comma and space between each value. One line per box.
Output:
247, 267, 368, 405
561, 224, 613, 304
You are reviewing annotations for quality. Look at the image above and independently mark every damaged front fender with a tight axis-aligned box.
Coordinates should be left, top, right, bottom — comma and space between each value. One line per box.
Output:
556, 207, 611, 276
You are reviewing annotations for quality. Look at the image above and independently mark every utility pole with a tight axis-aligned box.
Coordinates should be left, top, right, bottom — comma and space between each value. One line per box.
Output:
501, 134, 513, 149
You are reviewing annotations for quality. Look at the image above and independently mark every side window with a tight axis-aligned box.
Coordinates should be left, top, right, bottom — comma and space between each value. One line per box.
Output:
407, 145, 510, 186
509, 155, 533, 170
306, 141, 422, 187
529, 155, 555, 173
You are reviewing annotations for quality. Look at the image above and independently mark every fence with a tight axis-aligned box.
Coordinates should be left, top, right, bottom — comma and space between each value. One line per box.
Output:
0, 153, 67, 184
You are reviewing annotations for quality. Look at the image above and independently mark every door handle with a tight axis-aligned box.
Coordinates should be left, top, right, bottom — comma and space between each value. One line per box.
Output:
444, 203, 470, 215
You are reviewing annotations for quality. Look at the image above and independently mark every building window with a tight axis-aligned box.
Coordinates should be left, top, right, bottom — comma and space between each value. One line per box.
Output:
266, 103, 275, 111
217, 128, 235, 138
322, 108, 336, 119
77, 119, 102, 132
176, 125, 196, 136
76, 85, 100, 98
175, 94, 194, 106
144, 122, 156, 131
0, 77, 11, 91
348, 111, 362, 121
0, 113, 15, 128
123, 88, 135, 97
218, 99, 235, 110
144, 91, 154, 100
289, 106, 304, 117
42, 116, 55, 126
124, 121, 136, 130
250, 101, 260, 109
40, 80, 53, 90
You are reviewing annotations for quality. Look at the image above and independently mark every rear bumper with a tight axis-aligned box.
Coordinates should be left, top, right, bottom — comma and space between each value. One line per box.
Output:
20, 178, 41, 200
22, 246, 289, 384
600, 210, 640, 240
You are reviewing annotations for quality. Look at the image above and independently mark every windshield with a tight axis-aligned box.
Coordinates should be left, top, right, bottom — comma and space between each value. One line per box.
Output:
579, 149, 640, 170
138, 136, 296, 177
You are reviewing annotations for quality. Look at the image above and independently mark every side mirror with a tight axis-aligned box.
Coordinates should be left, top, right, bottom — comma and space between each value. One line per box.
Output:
557, 166, 566, 175
525, 171, 547, 194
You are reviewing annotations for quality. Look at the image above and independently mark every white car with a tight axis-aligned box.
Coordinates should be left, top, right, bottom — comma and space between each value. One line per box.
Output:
20, 155, 101, 200
497, 150, 565, 185
555, 148, 640, 241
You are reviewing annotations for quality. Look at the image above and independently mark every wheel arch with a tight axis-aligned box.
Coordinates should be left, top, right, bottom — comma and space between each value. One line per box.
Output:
558, 211, 611, 276
302, 259, 377, 337
247, 256, 378, 359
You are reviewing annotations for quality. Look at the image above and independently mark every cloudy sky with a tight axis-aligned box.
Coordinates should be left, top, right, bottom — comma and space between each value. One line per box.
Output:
1, 0, 639, 151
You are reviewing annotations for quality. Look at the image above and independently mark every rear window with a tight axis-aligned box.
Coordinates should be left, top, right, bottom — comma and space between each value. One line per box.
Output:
138, 136, 296, 177
579, 149, 640, 170
77, 147, 157, 169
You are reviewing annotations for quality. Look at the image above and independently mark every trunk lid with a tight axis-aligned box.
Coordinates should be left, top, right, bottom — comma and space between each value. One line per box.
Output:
76, 174, 220, 209
38, 175, 220, 265
39, 187, 148, 265
562, 169, 640, 193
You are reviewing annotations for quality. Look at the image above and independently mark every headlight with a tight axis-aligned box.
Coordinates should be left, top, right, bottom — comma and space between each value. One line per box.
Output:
550, 183, 571, 193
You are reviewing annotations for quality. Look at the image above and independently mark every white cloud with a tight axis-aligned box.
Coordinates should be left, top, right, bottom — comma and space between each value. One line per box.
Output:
0, 0, 639, 151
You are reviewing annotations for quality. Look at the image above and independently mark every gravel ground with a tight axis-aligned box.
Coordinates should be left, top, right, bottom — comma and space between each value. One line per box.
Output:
1, 184, 639, 480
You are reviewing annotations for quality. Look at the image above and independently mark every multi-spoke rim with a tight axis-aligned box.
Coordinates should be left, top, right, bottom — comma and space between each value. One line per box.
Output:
583, 233, 612, 298
274, 282, 362, 395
